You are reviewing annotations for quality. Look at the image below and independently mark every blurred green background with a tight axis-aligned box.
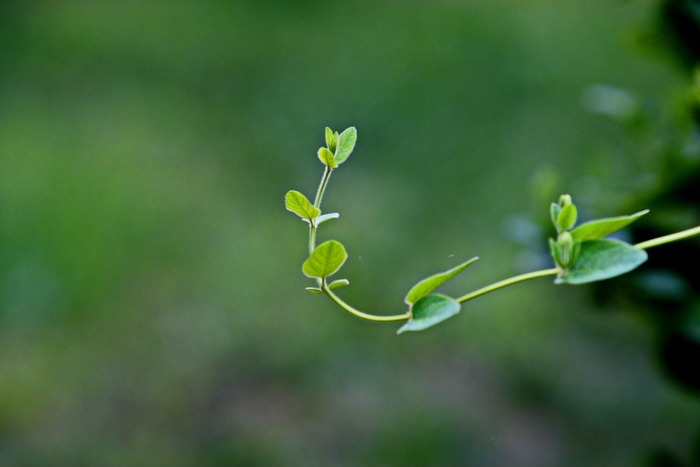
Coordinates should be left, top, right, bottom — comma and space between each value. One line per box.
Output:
1, 1, 699, 465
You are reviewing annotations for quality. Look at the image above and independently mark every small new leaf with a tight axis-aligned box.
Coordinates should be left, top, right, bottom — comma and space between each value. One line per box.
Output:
302, 240, 348, 279
571, 210, 649, 241
325, 127, 337, 153
556, 239, 647, 284
285, 190, 321, 221
318, 147, 338, 168
397, 294, 461, 334
315, 212, 340, 226
334, 127, 357, 165
328, 279, 350, 290
550, 203, 561, 228
305, 287, 323, 294
405, 257, 479, 305
557, 203, 578, 231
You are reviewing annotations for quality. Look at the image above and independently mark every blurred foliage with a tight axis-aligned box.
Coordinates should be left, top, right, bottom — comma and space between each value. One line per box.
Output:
594, 1, 700, 464
0, 0, 699, 466
659, 0, 700, 70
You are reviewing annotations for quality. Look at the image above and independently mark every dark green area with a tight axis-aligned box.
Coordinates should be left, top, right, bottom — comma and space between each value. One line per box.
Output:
0, 1, 698, 466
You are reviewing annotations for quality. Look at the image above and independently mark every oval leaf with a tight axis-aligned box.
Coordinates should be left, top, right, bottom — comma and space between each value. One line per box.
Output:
397, 294, 460, 334
570, 210, 649, 241
318, 147, 338, 168
556, 239, 647, 284
334, 127, 357, 165
404, 257, 479, 305
557, 203, 578, 231
302, 240, 348, 279
285, 190, 320, 221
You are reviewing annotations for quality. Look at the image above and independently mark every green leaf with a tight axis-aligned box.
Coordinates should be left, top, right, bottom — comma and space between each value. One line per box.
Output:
550, 203, 561, 227
285, 190, 320, 221
334, 127, 357, 165
397, 294, 461, 334
549, 238, 562, 266
328, 279, 349, 290
571, 241, 581, 267
302, 240, 348, 279
556, 239, 647, 284
305, 287, 322, 294
557, 203, 577, 231
570, 210, 649, 241
318, 147, 338, 168
404, 257, 479, 305
325, 127, 337, 153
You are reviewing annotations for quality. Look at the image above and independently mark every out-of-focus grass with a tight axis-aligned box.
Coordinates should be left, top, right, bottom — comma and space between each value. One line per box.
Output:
0, 0, 697, 465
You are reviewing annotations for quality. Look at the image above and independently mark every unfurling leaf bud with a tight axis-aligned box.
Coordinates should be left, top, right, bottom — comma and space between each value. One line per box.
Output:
318, 147, 338, 168
557, 231, 575, 267
325, 127, 337, 154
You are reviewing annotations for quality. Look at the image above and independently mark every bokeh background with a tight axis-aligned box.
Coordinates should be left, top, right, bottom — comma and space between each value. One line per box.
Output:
1, 1, 699, 466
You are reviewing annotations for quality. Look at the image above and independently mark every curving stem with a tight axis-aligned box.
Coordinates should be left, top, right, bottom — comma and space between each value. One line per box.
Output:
456, 268, 560, 304
321, 281, 410, 322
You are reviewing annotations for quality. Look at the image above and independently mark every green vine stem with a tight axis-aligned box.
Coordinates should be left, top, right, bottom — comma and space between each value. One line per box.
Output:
309, 166, 333, 255
635, 225, 700, 250
456, 268, 560, 304
288, 126, 700, 332
321, 282, 411, 322
314, 165, 333, 209
309, 163, 410, 321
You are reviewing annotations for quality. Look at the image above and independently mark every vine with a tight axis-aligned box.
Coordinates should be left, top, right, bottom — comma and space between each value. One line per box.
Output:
285, 127, 700, 333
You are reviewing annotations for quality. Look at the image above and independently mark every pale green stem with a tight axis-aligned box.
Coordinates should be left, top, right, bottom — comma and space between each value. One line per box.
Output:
308, 166, 333, 256
308, 225, 317, 256
456, 268, 560, 304
314, 166, 333, 209
634, 226, 700, 250
322, 282, 411, 322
